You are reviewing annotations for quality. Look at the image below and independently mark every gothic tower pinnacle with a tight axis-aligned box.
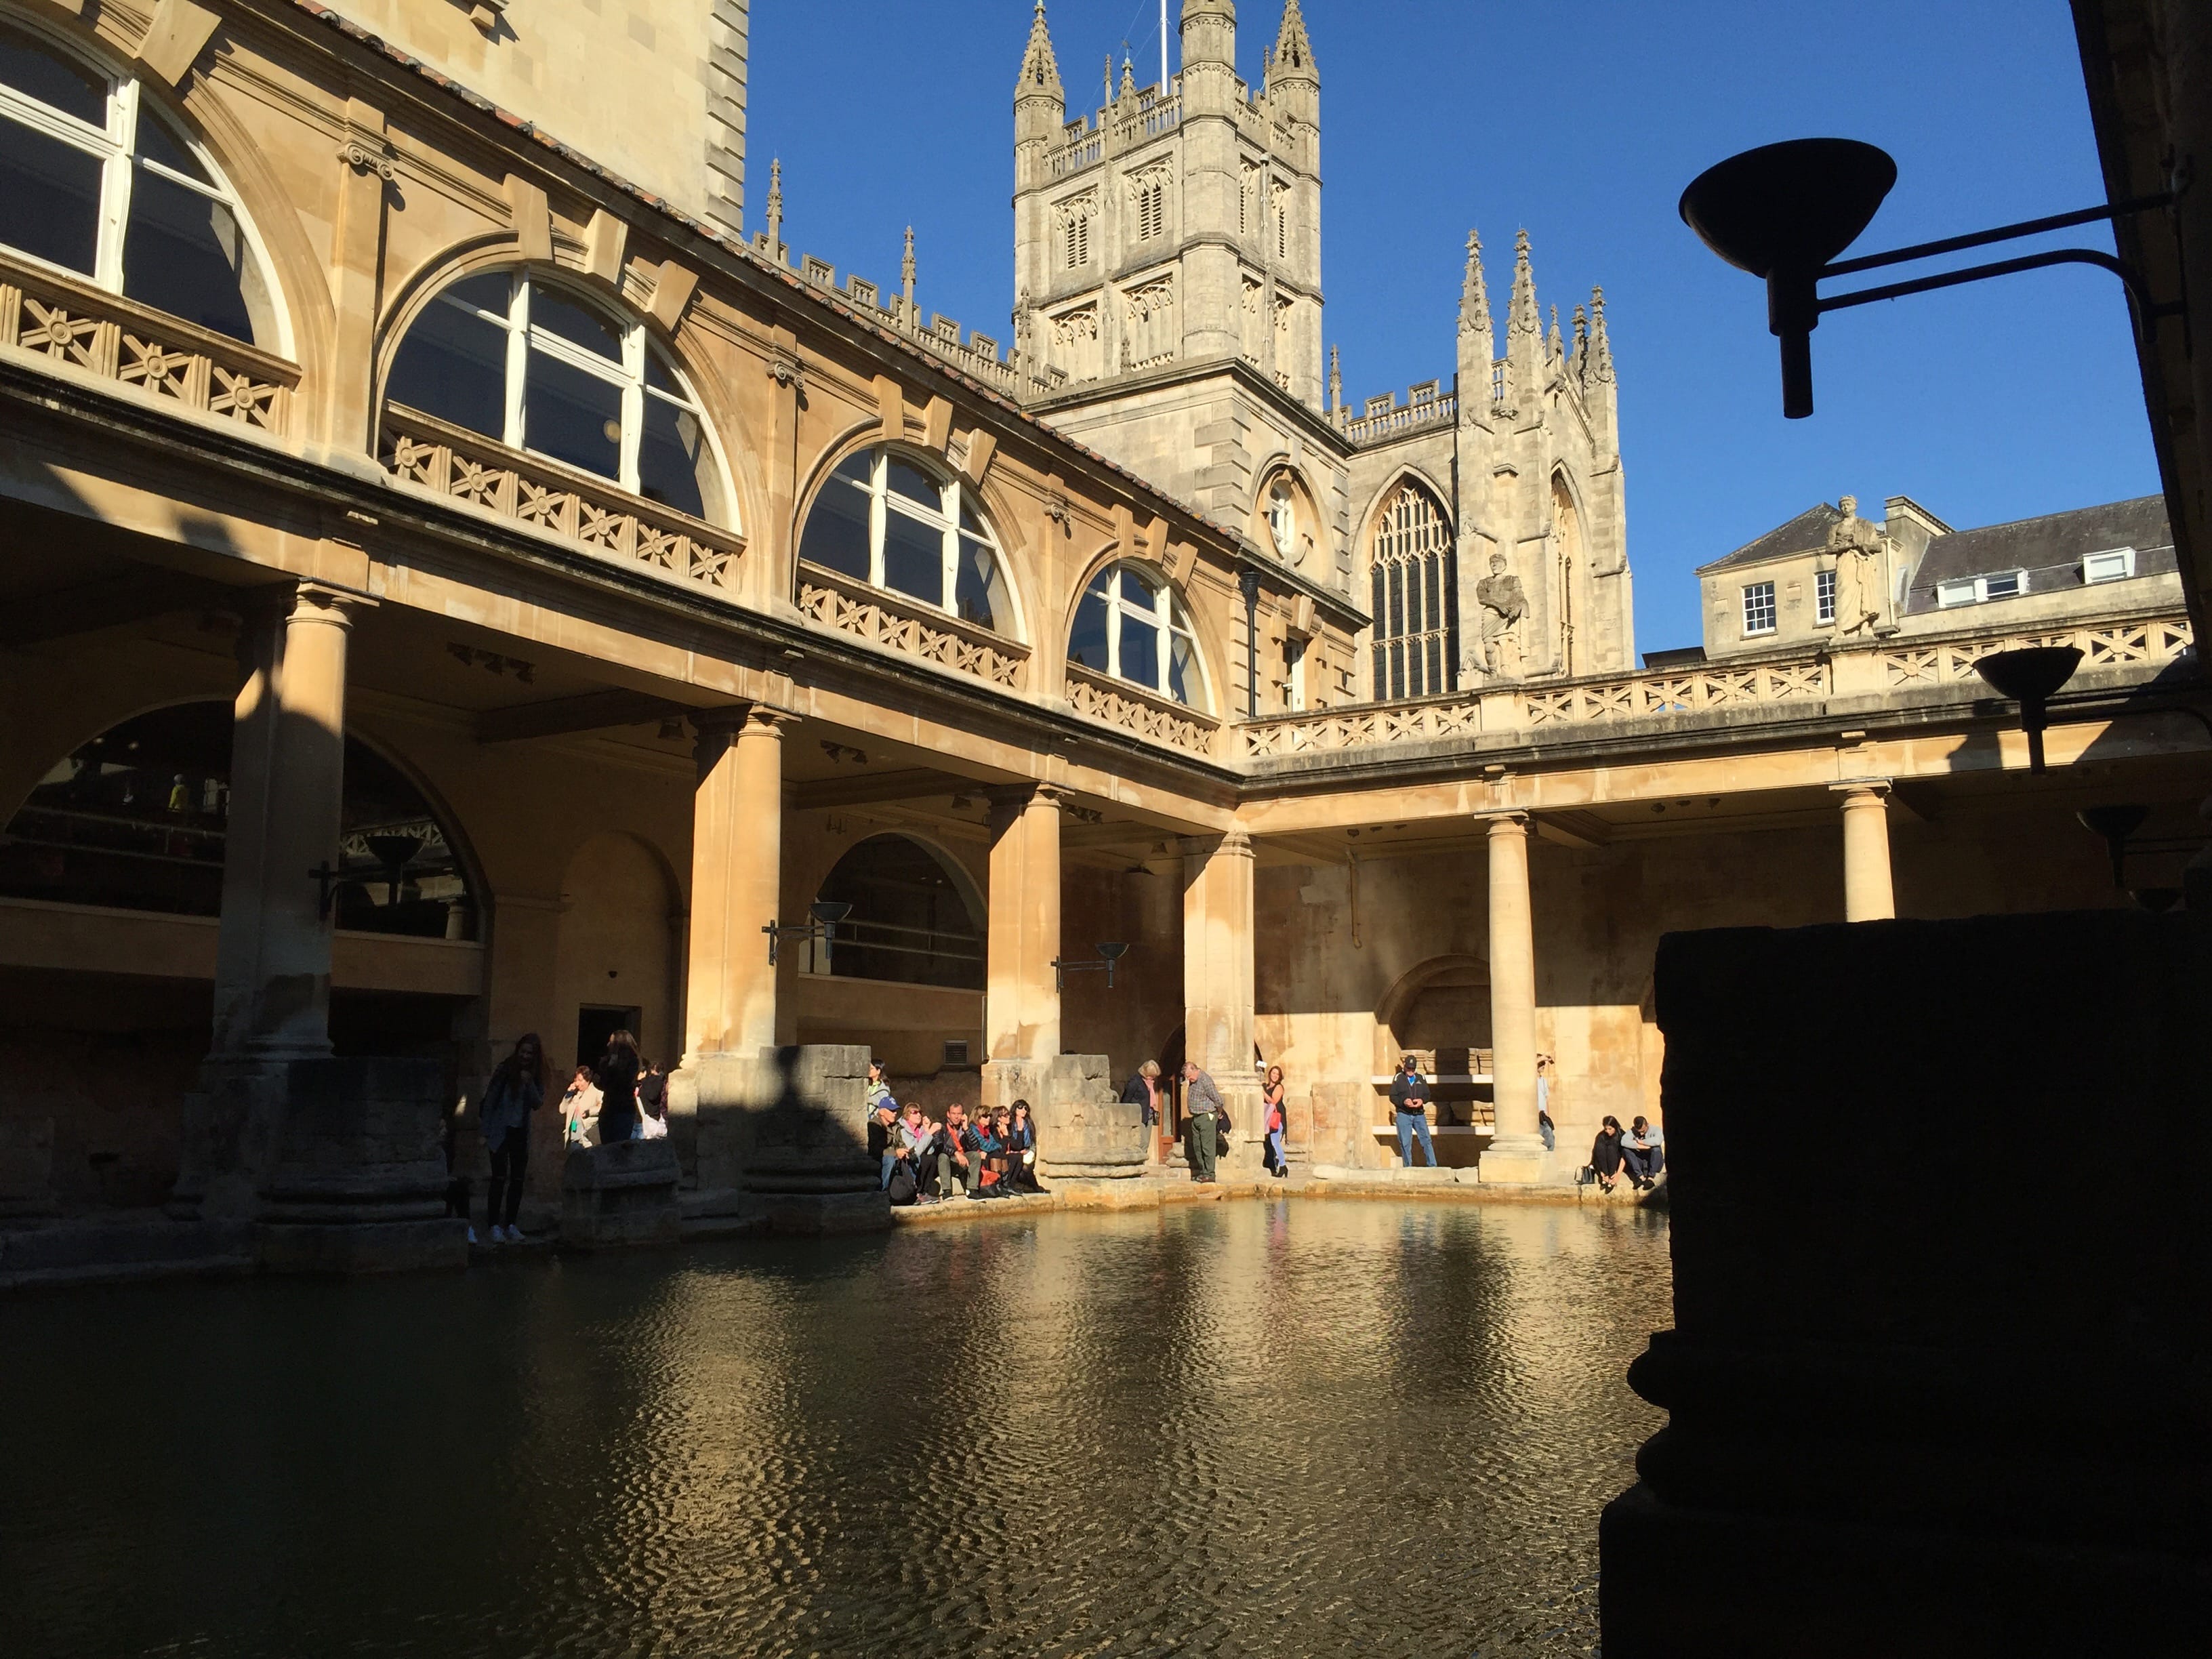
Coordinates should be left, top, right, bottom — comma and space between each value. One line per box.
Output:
1015, 3, 1065, 152
1507, 228, 1542, 392
1268, 0, 1319, 131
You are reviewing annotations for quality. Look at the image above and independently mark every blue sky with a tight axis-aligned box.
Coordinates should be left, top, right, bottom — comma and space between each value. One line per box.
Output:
748, 1, 2155, 655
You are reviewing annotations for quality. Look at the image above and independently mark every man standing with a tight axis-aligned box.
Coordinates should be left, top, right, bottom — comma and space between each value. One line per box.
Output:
1181, 1059, 1223, 1184
1390, 1053, 1438, 1168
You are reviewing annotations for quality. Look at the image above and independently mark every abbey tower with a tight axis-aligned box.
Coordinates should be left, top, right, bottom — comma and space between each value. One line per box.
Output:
1014, 1, 1635, 702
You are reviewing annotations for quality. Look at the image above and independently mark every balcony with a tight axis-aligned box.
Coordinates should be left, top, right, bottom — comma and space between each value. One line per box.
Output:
1, 249, 295, 436
795, 560, 1030, 690
379, 404, 743, 593
1064, 663, 1220, 758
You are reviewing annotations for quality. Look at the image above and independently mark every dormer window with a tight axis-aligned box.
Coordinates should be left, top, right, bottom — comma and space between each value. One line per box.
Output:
0, 18, 279, 347
1936, 570, 2029, 607
2083, 547, 2136, 583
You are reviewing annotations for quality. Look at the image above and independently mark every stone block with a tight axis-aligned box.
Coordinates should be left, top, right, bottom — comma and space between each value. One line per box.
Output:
675, 1045, 886, 1232
559, 1138, 682, 1249
0, 1115, 57, 1217
1600, 910, 2205, 1657
251, 1057, 465, 1274
982, 1053, 1146, 1179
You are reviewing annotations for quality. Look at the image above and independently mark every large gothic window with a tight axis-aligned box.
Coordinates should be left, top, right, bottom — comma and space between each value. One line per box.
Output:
384, 270, 720, 518
1068, 562, 1206, 709
0, 18, 278, 346
798, 446, 1012, 632
1370, 480, 1457, 700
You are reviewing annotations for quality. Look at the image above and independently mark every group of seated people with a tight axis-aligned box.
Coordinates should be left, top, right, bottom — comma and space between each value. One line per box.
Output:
867, 1094, 1046, 1204
1587, 1114, 1665, 1193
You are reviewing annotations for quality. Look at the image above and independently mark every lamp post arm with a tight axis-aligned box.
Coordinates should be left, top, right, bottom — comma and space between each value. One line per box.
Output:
1818, 247, 2167, 335
1820, 192, 2171, 279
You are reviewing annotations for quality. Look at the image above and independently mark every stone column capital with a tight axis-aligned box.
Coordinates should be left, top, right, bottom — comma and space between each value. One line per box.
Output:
289, 581, 377, 629
1831, 779, 1893, 803
1479, 808, 1532, 835
985, 781, 1065, 827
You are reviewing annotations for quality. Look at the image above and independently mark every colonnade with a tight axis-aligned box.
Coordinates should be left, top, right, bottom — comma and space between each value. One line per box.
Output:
178, 585, 1904, 1189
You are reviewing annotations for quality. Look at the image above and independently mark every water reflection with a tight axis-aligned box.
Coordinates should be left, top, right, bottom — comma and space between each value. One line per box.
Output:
0, 1202, 1669, 1658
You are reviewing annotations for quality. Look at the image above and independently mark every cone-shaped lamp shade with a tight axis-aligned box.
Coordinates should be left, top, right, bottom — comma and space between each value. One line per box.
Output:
1679, 138, 1898, 278
1975, 645, 2082, 774
1681, 139, 1896, 417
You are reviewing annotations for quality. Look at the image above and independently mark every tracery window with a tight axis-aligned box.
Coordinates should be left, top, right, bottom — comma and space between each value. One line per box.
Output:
384, 270, 718, 518
1132, 169, 1165, 241
1067, 562, 1206, 708
798, 446, 1012, 632
0, 18, 277, 345
1370, 480, 1456, 701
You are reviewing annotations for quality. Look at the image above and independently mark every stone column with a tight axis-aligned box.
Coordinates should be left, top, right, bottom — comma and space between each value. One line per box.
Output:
208, 582, 367, 1060
1835, 781, 1896, 922
1183, 827, 1261, 1164
682, 705, 787, 1063
1483, 811, 1546, 1183
985, 783, 1063, 1063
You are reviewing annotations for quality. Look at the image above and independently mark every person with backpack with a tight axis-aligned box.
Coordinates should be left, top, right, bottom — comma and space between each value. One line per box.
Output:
479, 1033, 547, 1243
1261, 1064, 1288, 1177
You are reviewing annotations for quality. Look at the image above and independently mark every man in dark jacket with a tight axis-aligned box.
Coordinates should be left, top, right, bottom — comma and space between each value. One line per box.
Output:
1389, 1054, 1438, 1168
930, 1103, 983, 1199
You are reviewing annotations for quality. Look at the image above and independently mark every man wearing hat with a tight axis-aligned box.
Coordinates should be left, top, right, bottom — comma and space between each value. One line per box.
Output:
1389, 1053, 1438, 1168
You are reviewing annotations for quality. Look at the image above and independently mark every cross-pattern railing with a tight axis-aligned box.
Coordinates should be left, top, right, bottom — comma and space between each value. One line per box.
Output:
796, 561, 1029, 690
380, 404, 742, 592
1065, 663, 1219, 757
1240, 611, 2197, 758
1, 250, 295, 436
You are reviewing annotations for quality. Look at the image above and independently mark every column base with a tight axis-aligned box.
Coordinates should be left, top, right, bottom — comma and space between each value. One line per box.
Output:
672, 1044, 889, 1231
981, 1054, 1147, 1179
559, 1140, 683, 1249
1478, 1131, 1549, 1185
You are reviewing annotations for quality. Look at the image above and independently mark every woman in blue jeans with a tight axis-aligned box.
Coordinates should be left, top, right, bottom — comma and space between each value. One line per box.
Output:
1261, 1065, 1288, 1177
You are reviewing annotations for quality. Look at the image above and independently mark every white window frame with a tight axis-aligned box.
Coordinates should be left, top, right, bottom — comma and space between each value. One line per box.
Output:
1074, 563, 1207, 709
1283, 634, 1307, 712
2083, 546, 2137, 583
811, 447, 1012, 630
1814, 567, 1837, 626
419, 272, 705, 501
1742, 580, 1777, 636
1936, 569, 2031, 606
0, 20, 285, 352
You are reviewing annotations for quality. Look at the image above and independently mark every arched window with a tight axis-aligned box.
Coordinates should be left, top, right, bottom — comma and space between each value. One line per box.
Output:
812, 834, 983, 989
0, 701, 480, 939
0, 18, 277, 346
1068, 562, 1205, 708
798, 446, 1012, 632
384, 270, 719, 518
1370, 480, 1456, 700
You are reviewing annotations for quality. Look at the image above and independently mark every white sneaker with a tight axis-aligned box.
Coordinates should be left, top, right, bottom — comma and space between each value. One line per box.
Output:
466, 1225, 480, 1245
499, 1225, 518, 1243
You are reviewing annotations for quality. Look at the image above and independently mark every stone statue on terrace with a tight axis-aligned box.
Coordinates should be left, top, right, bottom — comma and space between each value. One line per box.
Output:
1827, 494, 1888, 637
1474, 550, 1528, 677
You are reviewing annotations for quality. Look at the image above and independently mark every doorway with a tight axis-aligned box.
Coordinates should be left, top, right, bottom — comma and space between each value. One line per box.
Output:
575, 1004, 640, 1071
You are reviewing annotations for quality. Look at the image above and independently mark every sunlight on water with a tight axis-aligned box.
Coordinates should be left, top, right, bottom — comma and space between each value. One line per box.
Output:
0, 1201, 1671, 1658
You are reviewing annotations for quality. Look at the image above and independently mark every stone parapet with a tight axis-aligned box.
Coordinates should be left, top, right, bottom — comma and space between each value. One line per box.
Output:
558, 1139, 682, 1250
674, 1044, 888, 1232
981, 1053, 1145, 1179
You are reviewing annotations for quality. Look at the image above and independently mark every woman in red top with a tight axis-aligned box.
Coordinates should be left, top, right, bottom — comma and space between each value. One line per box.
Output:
1262, 1065, 1288, 1178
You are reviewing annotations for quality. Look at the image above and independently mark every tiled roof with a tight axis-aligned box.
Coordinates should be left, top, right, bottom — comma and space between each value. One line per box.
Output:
1696, 503, 1841, 575
1903, 495, 2173, 613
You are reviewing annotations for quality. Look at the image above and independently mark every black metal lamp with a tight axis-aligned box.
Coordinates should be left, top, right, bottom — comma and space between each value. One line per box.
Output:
1052, 940, 1129, 990
2076, 804, 2150, 888
1973, 645, 2082, 773
1681, 139, 2177, 418
763, 899, 853, 964
363, 831, 425, 905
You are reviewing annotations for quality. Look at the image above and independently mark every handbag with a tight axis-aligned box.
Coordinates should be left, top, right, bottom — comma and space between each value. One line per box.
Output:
1215, 1121, 1231, 1157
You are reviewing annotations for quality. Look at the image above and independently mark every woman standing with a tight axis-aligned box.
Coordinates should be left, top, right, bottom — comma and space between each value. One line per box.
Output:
1006, 1100, 1045, 1192
596, 1030, 642, 1145
558, 1064, 602, 1149
1261, 1065, 1288, 1178
1589, 1115, 1626, 1193
480, 1033, 547, 1243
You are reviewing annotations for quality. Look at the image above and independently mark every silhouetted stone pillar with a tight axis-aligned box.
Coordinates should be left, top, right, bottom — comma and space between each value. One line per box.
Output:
1836, 779, 1896, 921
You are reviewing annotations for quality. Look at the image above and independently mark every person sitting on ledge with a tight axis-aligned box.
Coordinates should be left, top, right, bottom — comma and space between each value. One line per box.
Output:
1006, 1100, 1046, 1193
974, 1109, 1008, 1196
869, 1103, 900, 1189
897, 1103, 935, 1198
1620, 1115, 1664, 1190
1589, 1115, 1626, 1193
930, 1103, 982, 1200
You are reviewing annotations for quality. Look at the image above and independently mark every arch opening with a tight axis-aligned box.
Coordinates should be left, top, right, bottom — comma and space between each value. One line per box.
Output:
797, 445, 1013, 634
1067, 560, 1208, 710
0, 700, 483, 939
812, 833, 984, 989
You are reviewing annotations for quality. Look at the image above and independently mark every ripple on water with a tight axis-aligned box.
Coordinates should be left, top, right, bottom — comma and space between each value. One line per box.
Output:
0, 1201, 1670, 1659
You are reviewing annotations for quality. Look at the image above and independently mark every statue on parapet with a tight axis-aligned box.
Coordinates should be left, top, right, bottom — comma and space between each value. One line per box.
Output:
1826, 494, 1888, 637
1473, 550, 1527, 678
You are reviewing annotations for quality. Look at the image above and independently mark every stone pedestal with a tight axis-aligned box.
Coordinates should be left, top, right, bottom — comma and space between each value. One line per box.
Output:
559, 1139, 682, 1249
0, 1115, 58, 1218
675, 1044, 888, 1233
1600, 910, 2205, 1657
255, 1057, 466, 1274
981, 1053, 1144, 1179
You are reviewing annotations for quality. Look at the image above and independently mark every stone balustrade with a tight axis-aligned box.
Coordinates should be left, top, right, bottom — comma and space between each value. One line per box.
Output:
1241, 611, 2197, 758
1065, 663, 1221, 758
1338, 392, 1458, 445
1, 250, 295, 436
379, 404, 743, 592
796, 561, 1030, 690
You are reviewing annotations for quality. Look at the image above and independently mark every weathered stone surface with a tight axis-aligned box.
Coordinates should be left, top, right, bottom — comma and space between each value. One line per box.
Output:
1601, 910, 2206, 1657
983, 1053, 1145, 1179
559, 1138, 682, 1249
675, 1045, 886, 1232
